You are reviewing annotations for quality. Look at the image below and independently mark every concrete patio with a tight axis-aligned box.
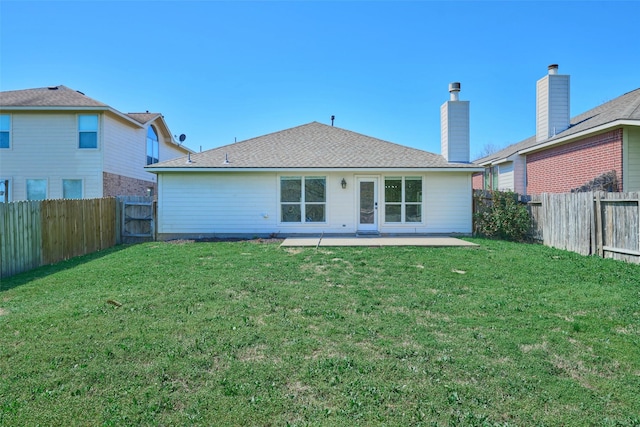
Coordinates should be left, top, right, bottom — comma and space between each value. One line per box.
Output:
280, 235, 478, 247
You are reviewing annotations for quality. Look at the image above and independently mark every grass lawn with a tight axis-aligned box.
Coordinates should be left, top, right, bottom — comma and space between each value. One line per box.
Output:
1, 238, 639, 426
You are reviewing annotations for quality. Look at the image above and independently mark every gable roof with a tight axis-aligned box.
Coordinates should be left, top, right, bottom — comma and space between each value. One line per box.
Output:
0, 85, 108, 108
126, 112, 162, 124
147, 121, 481, 171
475, 87, 640, 165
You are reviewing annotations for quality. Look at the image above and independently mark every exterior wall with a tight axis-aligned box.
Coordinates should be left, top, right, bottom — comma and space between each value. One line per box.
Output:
0, 112, 103, 201
156, 171, 474, 238
440, 101, 470, 162
536, 73, 570, 142
513, 154, 527, 194
526, 129, 623, 195
102, 115, 152, 183
103, 172, 156, 197
624, 127, 640, 191
497, 162, 514, 190
421, 172, 473, 234
472, 172, 483, 190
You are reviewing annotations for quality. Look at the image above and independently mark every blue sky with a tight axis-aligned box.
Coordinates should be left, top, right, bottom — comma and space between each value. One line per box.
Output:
1, 1, 638, 159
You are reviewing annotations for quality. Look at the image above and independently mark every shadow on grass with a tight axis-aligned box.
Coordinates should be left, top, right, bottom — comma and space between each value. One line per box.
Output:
1, 244, 133, 293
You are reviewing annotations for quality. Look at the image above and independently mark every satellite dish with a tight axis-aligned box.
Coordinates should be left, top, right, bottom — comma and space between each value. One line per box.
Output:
179, 134, 186, 142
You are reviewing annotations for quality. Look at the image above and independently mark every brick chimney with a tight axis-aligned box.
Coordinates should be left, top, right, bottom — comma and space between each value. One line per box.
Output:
536, 64, 570, 142
440, 82, 470, 163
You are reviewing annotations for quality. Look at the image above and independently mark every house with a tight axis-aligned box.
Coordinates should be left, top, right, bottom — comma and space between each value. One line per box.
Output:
146, 84, 483, 239
0, 85, 192, 202
473, 65, 640, 195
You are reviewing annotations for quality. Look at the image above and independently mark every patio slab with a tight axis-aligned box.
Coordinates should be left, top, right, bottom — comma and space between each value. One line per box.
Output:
280, 236, 478, 247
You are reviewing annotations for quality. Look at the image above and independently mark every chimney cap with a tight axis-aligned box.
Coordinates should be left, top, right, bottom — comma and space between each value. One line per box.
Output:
449, 82, 461, 92
548, 64, 559, 74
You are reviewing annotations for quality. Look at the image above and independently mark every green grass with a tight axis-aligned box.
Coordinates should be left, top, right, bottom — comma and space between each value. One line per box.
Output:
1, 238, 639, 426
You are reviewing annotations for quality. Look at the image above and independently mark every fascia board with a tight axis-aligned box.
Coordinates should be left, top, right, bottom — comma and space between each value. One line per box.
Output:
519, 120, 639, 154
1, 105, 145, 129
146, 167, 485, 174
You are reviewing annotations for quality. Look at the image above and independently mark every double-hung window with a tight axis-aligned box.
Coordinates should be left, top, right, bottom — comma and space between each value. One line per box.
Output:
0, 114, 10, 149
146, 126, 159, 165
280, 176, 326, 223
78, 114, 98, 149
384, 176, 422, 223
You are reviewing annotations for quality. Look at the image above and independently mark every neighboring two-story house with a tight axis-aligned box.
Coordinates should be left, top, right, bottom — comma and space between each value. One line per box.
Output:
0, 85, 192, 202
473, 65, 640, 195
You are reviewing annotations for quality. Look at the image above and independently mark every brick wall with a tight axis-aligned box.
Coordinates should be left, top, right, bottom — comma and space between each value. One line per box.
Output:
526, 129, 623, 194
472, 172, 484, 190
103, 172, 157, 197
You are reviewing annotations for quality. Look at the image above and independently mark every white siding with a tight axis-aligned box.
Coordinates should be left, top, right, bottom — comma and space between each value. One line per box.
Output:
440, 101, 470, 163
536, 73, 570, 142
624, 127, 640, 191
157, 171, 474, 237
497, 162, 514, 191
0, 113, 102, 200
422, 173, 472, 234
513, 154, 527, 195
102, 115, 152, 182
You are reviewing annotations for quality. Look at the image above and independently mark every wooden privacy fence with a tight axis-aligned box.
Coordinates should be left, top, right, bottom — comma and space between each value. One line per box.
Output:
528, 192, 640, 263
1, 198, 117, 279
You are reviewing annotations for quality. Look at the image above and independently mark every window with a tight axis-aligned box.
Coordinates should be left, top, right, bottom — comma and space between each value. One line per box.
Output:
0, 179, 10, 202
484, 166, 499, 190
280, 176, 326, 223
384, 176, 422, 223
63, 179, 83, 199
78, 114, 98, 148
146, 126, 159, 165
26, 179, 47, 200
0, 115, 10, 148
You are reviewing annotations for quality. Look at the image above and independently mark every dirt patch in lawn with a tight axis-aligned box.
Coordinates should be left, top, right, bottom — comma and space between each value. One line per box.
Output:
0, 308, 8, 316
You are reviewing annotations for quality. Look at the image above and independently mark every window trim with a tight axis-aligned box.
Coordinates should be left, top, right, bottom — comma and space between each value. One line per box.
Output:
0, 114, 11, 149
146, 125, 160, 165
279, 175, 327, 224
78, 114, 99, 149
383, 176, 424, 224
0, 178, 11, 202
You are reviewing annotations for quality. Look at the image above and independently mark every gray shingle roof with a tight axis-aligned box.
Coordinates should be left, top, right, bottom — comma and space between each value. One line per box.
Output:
0, 85, 108, 108
148, 122, 478, 170
474, 87, 640, 164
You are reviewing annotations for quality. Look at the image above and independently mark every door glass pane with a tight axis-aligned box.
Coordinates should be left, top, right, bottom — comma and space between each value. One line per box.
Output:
360, 181, 374, 224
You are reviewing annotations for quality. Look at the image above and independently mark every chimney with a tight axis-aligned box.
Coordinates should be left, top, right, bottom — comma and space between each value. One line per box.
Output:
440, 82, 470, 163
536, 64, 570, 142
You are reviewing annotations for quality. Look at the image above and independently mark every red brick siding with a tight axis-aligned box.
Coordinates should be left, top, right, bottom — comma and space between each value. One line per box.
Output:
103, 172, 157, 197
472, 172, 484, 190
526, 129, 623, 195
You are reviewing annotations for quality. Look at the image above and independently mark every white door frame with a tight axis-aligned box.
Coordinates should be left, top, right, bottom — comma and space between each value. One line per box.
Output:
356, 176, 379, 232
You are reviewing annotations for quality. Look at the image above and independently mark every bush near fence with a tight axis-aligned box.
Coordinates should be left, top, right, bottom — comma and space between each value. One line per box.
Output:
474, 190, 640, 264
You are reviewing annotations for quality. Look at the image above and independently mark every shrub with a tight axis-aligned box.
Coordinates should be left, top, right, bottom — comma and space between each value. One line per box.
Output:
474, 190, 531, 241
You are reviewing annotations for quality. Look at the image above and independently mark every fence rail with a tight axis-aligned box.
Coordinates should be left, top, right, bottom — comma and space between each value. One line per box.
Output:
1, 198, 117, 279
530, 192, 639, 263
